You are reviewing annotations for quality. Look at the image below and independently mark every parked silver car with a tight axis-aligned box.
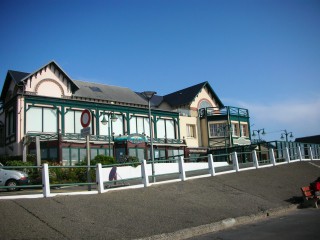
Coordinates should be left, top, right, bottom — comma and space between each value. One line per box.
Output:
0, 163, 29, 191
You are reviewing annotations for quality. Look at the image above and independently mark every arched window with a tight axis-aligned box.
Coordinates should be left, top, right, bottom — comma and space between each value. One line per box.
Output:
198, 99, 212, 109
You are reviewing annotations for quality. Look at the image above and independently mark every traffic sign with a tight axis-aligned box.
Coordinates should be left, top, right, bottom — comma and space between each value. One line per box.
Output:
81, 109, 91, 128
81, 127, 91, 137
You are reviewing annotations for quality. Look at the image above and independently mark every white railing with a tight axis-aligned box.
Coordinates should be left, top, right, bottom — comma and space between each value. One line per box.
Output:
1, 146, 319, 199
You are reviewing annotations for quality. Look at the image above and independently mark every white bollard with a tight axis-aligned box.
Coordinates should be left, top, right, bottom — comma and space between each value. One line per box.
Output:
232, 152, 239, 172
178, 156, 186, 181
42, 163, 50, 198
269, 148, 276, 166
208, 154, 215, 176
141, 160, 150, 187
96, 163, 104, 193
252, 150, 259, 169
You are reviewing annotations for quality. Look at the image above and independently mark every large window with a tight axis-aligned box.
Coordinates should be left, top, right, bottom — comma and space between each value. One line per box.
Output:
129, 116, 149, 135
26, 107, 57, 133
128, 148, 145, 161
65, 110, 83, 134
99, 114, 124, 136
157, 119, 175, 139
209, 123, 228, 137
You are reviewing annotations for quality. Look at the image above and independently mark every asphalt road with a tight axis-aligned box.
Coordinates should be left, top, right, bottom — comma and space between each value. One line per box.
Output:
0, 161, 319, 240
187, 208, 320, 240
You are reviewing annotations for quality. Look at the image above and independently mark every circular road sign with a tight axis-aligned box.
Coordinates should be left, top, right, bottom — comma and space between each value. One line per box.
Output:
81, 109, 91, 128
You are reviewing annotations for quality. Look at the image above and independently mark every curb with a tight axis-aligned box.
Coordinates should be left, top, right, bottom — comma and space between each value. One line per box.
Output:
137, 204, 298, 240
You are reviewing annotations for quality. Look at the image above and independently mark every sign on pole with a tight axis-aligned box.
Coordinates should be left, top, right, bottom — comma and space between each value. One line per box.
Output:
81, 109, 91, 128
81, 109, 92, 191
81, 127, 91, 137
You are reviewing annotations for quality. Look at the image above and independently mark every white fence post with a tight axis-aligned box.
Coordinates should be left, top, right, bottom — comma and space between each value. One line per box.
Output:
284, 147, 290, 163
309, 147, 314, 161
252, 150, 259, 169
96, 163, 104, 193
141, 159, 149, 187
42, 163, 50, 198
232, 152, 239, 172
178, 156, 186, 181
269, 148, 276, 166
208, 154, 215, 176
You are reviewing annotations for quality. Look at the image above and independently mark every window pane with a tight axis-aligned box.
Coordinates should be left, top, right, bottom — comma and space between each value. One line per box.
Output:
137, 117, 144, 134
62, 148, 70, 166
91, 149, 97, 160
130, 117, 137, 134
128, 148, 136, 158
71, 148, 79, 165
43, 108, 57, 132
113, 115, 123, 136
75, 111, 82, 133
26, 107, 42, 132
65, 111, 75, 133
49, 148, 58, 160
166, 120, 175, 139
157, 119, 165, 138
137, 148, 145, 161
99, 114, 109, 135
80, 149, 87, 162
144, 118, 150, 136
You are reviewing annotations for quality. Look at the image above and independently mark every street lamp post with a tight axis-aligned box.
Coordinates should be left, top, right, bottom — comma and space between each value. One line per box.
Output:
252, 128, 266, 142
142, 91, 157, 182
101, 112, 118, 156
280, 129, 293, 142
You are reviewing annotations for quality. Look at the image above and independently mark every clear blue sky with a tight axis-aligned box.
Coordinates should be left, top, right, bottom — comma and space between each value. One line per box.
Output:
1, 0, 319, 141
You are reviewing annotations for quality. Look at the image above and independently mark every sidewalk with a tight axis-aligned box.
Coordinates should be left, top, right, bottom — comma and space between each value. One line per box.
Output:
0, 161, 319, 240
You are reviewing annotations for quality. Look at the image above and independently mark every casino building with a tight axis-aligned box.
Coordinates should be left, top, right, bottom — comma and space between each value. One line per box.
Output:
0, 61, 251, 165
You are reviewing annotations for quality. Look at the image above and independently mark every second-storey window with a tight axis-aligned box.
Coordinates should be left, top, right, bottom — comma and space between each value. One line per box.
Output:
130, 116, 150, 135
65, 110, 83, 134
157, 119, 175, 139
26, 106, 57, 133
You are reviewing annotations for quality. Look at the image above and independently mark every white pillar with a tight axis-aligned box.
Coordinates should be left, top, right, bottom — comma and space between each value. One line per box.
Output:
178, 156, 186, 181
252, 150, 259, 169
232, 152, 239, 172
42, 163, 50, 198
284, 147, 290, 163
141, 160, 149, 187
269, 148, 276, 166
298, 146, 302, 161
36, 136, 41, 166
208, 154, 215, 176
96, 163, 104, 193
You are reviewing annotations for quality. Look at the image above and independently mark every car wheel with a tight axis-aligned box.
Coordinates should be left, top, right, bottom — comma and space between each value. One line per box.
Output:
6, 179, 18, 192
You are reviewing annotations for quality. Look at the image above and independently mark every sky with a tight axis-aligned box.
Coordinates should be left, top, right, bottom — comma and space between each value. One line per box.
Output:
0, 0, 319, 141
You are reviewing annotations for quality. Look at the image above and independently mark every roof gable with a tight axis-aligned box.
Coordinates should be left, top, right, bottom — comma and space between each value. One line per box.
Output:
20, 61, 79, 93
163, 81, 224, 108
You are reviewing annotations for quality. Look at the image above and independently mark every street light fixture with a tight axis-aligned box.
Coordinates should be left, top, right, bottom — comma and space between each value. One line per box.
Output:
280, 130, 293, 142
142, 91, 157, 182
101, 112, 118, 156
252, 128, 266, 142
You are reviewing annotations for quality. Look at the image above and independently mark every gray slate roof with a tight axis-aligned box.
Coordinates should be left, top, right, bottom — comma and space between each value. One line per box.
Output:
73, 80, 148, 106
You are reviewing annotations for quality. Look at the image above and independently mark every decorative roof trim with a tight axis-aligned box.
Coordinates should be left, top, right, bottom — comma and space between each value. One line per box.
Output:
20, 60, 79, 92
